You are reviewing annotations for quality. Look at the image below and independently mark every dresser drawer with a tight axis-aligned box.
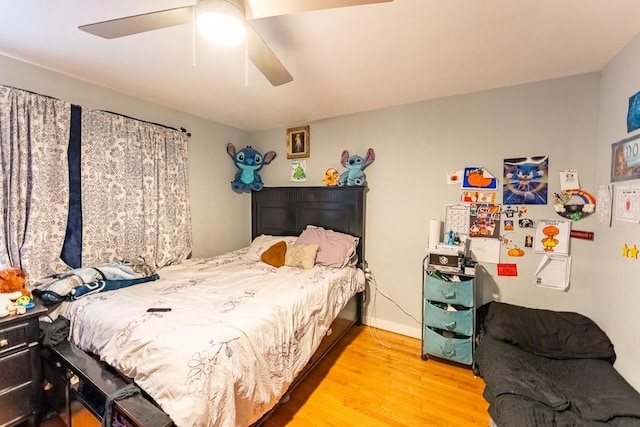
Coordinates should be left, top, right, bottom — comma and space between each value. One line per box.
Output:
0, 319, 40, 356
0, 348, 32, 392
424, 275, 474, 307
424, 302, 473, 336
0, 381, 33, 426
423, 326, 472, 365
0, 322, 28, 356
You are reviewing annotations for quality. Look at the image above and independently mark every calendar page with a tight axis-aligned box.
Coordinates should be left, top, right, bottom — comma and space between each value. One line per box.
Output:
444, 204, 470, 237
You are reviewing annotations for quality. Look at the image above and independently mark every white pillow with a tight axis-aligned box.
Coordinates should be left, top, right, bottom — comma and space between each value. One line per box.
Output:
284, 243, 319, 269
244, 234, 297, 261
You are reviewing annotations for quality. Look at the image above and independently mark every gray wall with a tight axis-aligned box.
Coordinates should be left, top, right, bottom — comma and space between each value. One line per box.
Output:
253, 73, 600, 339
595, 32, 640, 390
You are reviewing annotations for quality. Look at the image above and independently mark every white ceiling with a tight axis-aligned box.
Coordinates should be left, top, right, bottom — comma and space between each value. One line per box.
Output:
2, 0, 640, 131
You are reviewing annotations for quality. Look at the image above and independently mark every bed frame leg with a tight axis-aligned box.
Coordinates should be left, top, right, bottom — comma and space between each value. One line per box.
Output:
64, 371, 73, 427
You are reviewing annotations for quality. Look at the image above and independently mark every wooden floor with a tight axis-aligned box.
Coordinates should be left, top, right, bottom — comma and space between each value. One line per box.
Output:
41, 327, 489, 427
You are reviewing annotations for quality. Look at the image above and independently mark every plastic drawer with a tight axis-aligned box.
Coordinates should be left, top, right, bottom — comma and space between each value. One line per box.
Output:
424, 275, 474, 307
423, 326, 472, 365
424, 302, 473, 336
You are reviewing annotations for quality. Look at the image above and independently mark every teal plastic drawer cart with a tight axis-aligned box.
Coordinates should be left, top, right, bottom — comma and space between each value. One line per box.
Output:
421, 253, 477, 368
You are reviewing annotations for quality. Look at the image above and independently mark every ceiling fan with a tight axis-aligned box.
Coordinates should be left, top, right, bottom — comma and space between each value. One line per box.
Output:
79, 0, 393, 87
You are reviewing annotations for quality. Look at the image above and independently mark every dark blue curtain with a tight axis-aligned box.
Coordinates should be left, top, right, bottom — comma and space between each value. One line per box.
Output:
61, 104, 82, 268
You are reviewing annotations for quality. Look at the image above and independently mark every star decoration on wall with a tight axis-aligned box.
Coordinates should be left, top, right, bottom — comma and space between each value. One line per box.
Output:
622, 243, 639, 259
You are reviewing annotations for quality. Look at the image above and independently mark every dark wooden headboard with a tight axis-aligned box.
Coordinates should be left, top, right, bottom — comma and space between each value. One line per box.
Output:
251, 186, 367, 268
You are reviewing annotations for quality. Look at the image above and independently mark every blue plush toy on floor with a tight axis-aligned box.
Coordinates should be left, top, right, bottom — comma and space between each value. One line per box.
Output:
227, 143, 276, 193
338, 148, 375, 186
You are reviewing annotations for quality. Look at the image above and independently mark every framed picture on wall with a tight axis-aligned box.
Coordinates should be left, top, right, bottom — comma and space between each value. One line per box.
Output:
286, 126, 310, 159
611, 134, 640, 182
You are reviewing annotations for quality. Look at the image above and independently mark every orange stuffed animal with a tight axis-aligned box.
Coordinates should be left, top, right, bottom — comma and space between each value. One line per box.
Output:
0, 268, 30, 317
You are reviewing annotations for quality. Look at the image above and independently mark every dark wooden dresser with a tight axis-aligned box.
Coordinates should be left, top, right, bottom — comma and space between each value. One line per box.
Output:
0, 303, 46, 427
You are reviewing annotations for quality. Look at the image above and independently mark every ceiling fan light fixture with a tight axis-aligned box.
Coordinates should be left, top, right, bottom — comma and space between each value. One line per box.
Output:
196, 0, 246, 46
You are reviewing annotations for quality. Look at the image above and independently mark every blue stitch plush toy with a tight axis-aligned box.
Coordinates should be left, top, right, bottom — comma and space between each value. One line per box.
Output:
227, 143, 276, 193
338, 148, 375, 186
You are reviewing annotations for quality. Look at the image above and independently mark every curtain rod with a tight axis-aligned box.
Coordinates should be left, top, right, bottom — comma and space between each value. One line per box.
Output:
100, 109, 191, 137
1, 84, 191, 137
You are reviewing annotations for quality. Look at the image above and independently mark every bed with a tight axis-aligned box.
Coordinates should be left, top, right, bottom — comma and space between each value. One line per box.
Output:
41, 186, 368, 427
475, 302, 640, 427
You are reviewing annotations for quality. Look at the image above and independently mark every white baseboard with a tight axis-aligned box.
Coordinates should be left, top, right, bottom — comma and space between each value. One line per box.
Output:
362, 316, 422, 340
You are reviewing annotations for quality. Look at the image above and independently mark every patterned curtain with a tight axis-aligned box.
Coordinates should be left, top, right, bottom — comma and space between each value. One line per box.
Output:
0, 86, 71, 283
80, 109, 192, 269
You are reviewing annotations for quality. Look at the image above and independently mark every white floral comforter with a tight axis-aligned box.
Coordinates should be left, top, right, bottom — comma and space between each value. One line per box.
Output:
59, 250, 365, 427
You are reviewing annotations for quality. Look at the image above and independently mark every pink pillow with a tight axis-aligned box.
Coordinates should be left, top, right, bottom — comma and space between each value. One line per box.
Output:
295, 225, 359, 268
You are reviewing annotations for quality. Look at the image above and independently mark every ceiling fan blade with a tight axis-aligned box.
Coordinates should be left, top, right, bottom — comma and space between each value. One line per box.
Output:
246, 0, 392, 20
79, 6, 194, 39
245, 24, 293, 86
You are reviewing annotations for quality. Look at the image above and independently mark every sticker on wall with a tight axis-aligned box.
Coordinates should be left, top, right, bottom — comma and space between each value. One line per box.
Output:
447, 170, 463, 184
622, 243, 639, 259
500, 233, 514, 248
502, 206, 517, 218
497, 263, 518, 277
506, 246, 525, 257
570, 230, 594, 241
518, 218, 535, 228
524, 235, 533, 248
460, 190, 496, 203
503, 156, 549, 205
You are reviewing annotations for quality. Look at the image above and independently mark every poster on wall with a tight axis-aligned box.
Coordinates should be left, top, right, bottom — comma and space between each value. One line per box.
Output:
627, 90, 640, 133
596, 184, 613, 226
469, 203, 501, 238
533, 219, 571, 256
503, 156, 549, 205
559, 169, 580, 191
611, 133, 640, 182
614, 184, 640, 223
444, 204, 471, 237
290, 160, 307, 182
534, 255, 571, 291
461, 167, 498, 190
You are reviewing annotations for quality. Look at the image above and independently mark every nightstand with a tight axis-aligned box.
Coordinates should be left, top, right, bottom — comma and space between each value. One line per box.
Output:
0, 303, 47, 427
